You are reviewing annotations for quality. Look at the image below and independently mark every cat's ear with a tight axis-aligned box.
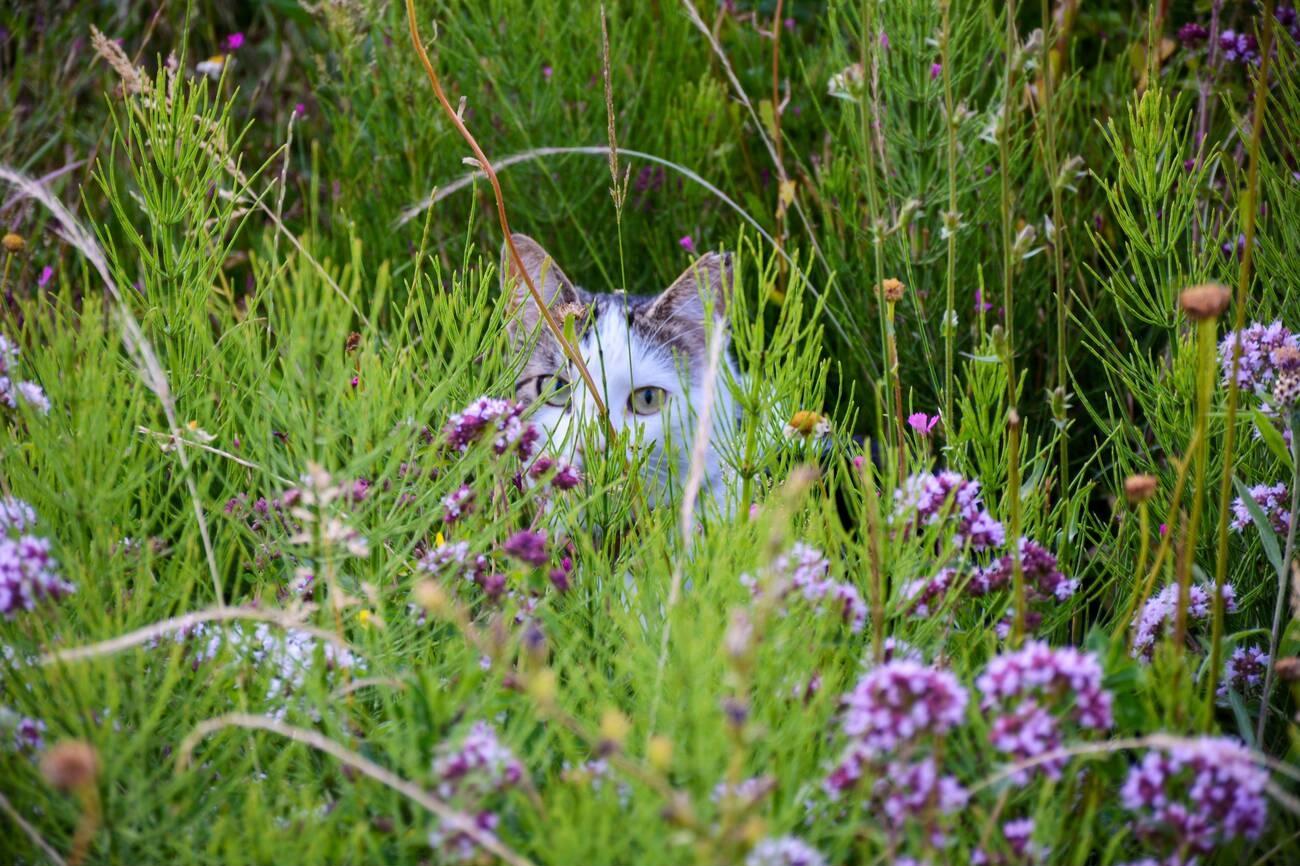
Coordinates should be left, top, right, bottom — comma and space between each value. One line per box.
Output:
501, 233, 579, 337
647, 252, 733, 330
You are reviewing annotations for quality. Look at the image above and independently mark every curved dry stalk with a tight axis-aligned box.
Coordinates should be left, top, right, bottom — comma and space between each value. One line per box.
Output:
0, 166, 226, 608
136, 425, 292, 481
329, 676, 408, 699
176, 713, 536, 866
0, 789, 67, 866
404, 0, 607, 421
35, 606, 350, 666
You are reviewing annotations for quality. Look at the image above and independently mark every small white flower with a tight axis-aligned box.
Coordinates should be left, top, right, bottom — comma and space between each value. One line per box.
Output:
195, 54, 226, 79
827, 63, 865, 101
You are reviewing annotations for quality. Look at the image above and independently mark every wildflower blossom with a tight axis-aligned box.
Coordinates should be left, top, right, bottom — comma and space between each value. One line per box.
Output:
900, 568, 957, 618
907, 412, 940, 436
827, 62, 864, 100
839, 660, 968, 755
37, 266, 54, 289
1177, 22, 1209, 48
783, 410, 830, 440
977, 642, 1112, 781
1219, 646, 1269, 699
2, 710, 46, 753
745, 836, 827, 866
443, 397, 538, 460
741, 543, 866, 632
0, 335, 50, 416
1131, 582, 1237, 661
1121, 737, 1268, 855
225, 32, 245, 51
442, 485, 474, 523
893, 470, 1005, 552
1219, 321, 1296, 392
195, 54, 226, 79
0, 511, 73, 618
429, 721, 526, 862
1230, 482, 1290, 534
872, 755, 968, 831
502, 529, 548, 567
679, 235, 696, 253
1219, 30, 1260, 64
713, 775, 776, 809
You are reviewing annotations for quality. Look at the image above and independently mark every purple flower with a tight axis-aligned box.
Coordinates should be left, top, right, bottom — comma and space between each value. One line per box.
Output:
1177, 22, 1209, 49
429, 721, 526, 861
1121, 737, 1268, 855
1219, 30, 1260, 64
900, 567, 957, 617
442, 485, 474, 523
1219, 321, 1296, 392
0, 497, 36, 534
12, 716, 46, 752
502, 529, 548, 567
893, 470, 1006, 552
906, 412, 940, 436
745, 836, 826, 866
293, 102, 306, 117
742, 543, 866, 632
839, 660, 968, 755
1219, 645, 1269, 699
977, 641, 1112, 781
0, 530, 74, 618
872, 755, 968, 829
443, 396, 538, 461
679, 235, 696, 253
37, 266, 54, 288
1131, 582, 1237, 661
930, 62, 942, 80
1230, 482, 1291, 534
541, 65, 553, 81
225, 32, 245, 51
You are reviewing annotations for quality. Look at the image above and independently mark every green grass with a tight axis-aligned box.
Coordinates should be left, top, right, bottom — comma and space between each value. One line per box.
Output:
2, 1, 1300, 864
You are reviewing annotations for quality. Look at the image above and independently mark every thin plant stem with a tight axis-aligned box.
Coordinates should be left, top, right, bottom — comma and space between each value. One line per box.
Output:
404, 0, 608, 422
886, 298, 906, 477
939, 0, 958, 431
1256, 416, 1300, 743
1210, 0, 1277, 725
1173, 318, 1217, 655
999, 0, 1019, 360
1040, 0, 1070, 496
1009, 408, 1026, 646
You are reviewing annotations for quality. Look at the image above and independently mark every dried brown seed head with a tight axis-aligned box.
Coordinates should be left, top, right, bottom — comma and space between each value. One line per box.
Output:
1124, 474, 1159, 504
2, 232, 25, 254
878, 278, 905, 303
1178, 283, 1231, 321
1274, 656, 1300, 683
40, 740, 100, 792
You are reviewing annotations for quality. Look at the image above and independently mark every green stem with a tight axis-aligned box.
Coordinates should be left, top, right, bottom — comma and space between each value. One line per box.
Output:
1173, 319, 1217, 662
1209, 0, 1276, 725
1256, 415, 1300, 744
940, 0, 958, 431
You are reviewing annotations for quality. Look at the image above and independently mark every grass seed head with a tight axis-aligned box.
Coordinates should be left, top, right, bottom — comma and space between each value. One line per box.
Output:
1124, 474, 1159, 504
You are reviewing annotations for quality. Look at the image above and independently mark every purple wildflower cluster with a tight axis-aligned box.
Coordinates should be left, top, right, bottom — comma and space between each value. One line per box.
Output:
745, 836, 828, 866
428, 721, 526, 862
0, 334, 50, 416
1121, 737, 1268, 858
976, 642, 1113, 782
443, 397, 538, 461
1131, 582, 1237, 661
901, 538, 1076, 637
1218, 321, 1296, 393
1229, 482, 1290, 534
824, 661, 970, 840
1280, 6, 1300, 42
740, 542, 867, 632
970, 818, 1044, 865
1, 707, 46, 754
1218, 645, 1269, 699
0, 496, 72, 617
893, 471, 1005, 552
1177, 22, 1209, 49
1218, 29, 1260, 64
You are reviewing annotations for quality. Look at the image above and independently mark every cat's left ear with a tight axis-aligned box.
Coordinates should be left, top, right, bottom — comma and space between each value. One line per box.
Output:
648, 252, 733, 326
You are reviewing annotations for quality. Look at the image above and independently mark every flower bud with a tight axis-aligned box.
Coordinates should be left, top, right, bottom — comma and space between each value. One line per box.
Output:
599, 708, 631, 750
877, 278, 905, 303
2, 232, 25, 253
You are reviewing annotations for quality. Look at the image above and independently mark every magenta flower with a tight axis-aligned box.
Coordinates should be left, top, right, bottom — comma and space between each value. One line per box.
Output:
930, 62, 942, 80
893, 470, 1005, 551
37, 266, 54, 288
226, 32, 245, 51
293, 102, 306, 117
906, 412, 940, 436
679, 235, 696, 253
542, 65, 553, 81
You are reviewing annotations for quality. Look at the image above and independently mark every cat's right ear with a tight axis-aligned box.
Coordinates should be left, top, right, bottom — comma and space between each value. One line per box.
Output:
501, 234, 578, 339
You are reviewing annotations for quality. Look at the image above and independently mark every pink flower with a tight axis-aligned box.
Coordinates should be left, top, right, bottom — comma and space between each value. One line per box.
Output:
930, 62, 942, 80
906, 412, 940, 436
37, 266, 54, 288
226, 32, 245, 51
293, 102, 306, 117
542, 65, 553, 81
679, 235, 696, 253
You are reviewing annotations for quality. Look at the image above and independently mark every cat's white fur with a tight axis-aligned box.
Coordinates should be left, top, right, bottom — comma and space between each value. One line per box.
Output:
503, 234, 739, 504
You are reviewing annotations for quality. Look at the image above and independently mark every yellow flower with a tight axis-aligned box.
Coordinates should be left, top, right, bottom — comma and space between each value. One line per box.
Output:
434, 531, 446, 548
783, 409, 831, 440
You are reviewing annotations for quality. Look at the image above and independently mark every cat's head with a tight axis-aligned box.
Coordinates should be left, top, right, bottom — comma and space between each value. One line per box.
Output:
502, 233, 736, 487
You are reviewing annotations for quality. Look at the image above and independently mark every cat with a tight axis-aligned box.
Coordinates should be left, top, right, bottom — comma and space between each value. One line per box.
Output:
502, 233, 739, 504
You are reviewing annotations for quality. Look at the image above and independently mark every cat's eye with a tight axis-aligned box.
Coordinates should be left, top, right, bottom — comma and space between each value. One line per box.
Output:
539, 375, 572, 408
628, 386, 668, 415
